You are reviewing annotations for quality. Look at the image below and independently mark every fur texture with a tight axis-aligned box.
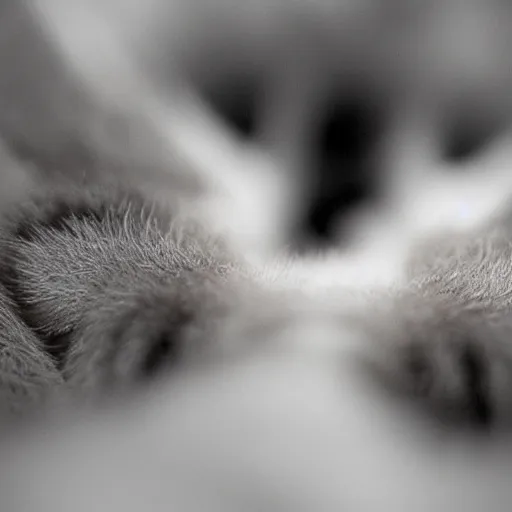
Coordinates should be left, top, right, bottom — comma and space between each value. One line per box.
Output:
0, 1, 512, 511
1, 178, 512, 427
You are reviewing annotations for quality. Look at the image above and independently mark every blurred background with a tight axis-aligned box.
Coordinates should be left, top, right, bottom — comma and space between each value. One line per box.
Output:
2, 0, 512, 251
125, 0, 512, 247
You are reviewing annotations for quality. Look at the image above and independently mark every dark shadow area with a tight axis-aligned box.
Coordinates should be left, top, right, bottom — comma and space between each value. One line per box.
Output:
302, 93, 385, 245
200, 74, 259, 138
442, 110, 505, 164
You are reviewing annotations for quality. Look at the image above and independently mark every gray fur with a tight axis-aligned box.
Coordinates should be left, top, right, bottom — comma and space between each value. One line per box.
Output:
0, 184, 242, 399
2, 177, 512, 430
0, 281, 62, 416
340, 209, 512, 428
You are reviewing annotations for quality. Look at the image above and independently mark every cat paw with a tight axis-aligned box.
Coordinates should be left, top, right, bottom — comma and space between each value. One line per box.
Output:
63, 271, 229, 395
367, 301, 512, 430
